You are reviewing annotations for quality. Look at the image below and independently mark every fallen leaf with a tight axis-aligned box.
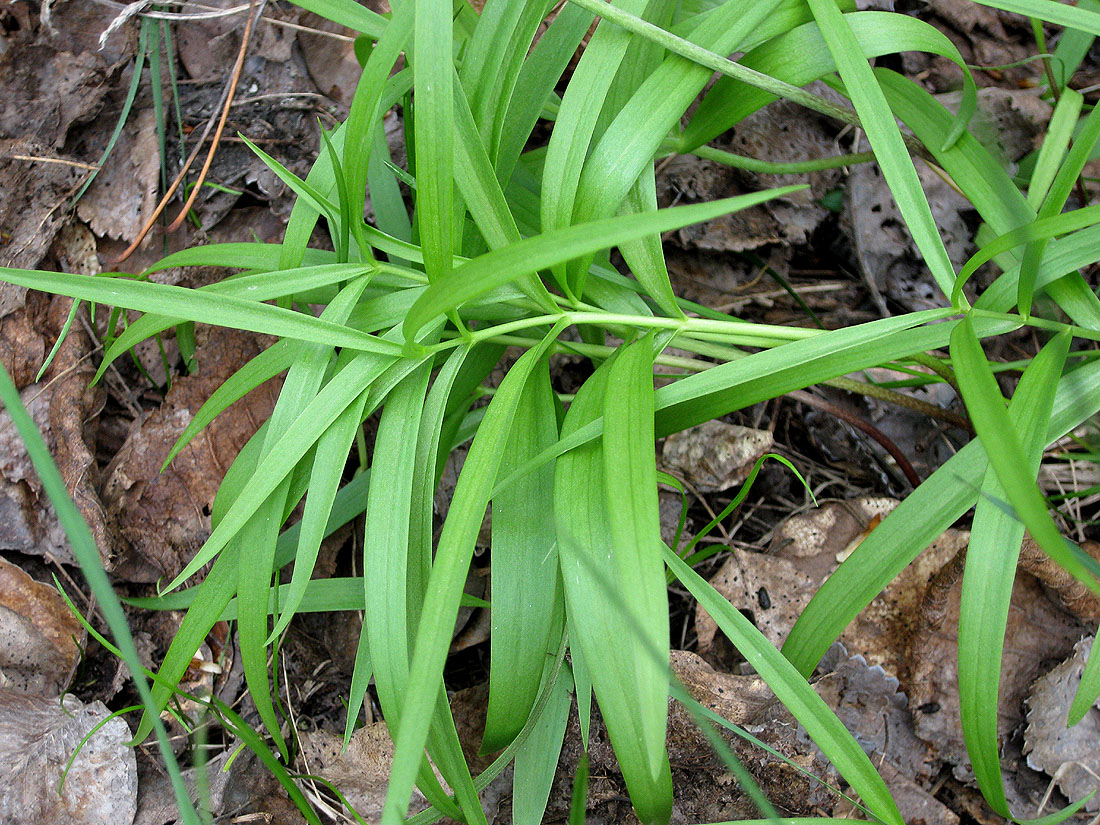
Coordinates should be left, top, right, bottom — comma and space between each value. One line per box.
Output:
1018, 536, 1100, 622
1024, 635, 1100, 812
101, 326, 281, 583
298, 725, 431, 821
0, 557, 84, 695
660, 420, 774, 493
0, 688, 137, 825
906, 563, 1087, 780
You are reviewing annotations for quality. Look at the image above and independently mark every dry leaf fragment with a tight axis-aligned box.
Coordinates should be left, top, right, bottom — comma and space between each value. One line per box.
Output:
298, 725, 431, 821
907, 568, 1086, 780
660, 420, 774, 493
102, 326, 281, 583
0, 557, 84, 695
1024, 635, 1100, 812
1019, 536, 1100, 622
0, 689, 137, 825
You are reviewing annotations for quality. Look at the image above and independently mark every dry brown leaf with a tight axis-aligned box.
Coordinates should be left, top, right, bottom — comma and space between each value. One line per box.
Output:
298, 725, 431, 821
298, 13, 363, 105
1024, 635, 1100, 812
658, 98, 841, 252
0, 557, 84, 695
76, 107, 160, 244
0, 381, 75, 562
660, 420, 774, 493
102, 326, 281, 583
907, 566, 1087, 780
0, 688, 137, 825
848, 157, 974, 313
1019, 536, 1100, 622
696, 497, 966, 671
44, 294, 114, 567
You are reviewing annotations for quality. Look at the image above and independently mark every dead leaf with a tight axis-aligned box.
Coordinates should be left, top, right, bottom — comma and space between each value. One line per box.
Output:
298, 725, 431, 821
76, 107, 160, 244
659, 98, 841, 252
298, 13, 362, 105
0, 557, 84, 695
1019, 536, 1100, 622
0, 688, 137, 825
44, 293, 114, 568
660, 420, 774, 493
133, 752, 232, 825
696, 497, 965, 672
1024, 635, 1100, 812
847, 157, 974, 312
0, 381, 75, 562
907, 565, 1087, 780
102, 326, 281, 583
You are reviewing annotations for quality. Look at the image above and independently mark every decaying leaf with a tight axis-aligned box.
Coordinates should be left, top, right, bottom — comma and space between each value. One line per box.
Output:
0, 688, 137, 825
907, 564, 1086, 780
658, 98, 841, 252
76, 107, 160, 244
298, 725, 431, 821
847, 156, 974, 313
101, 326, 281, 583
660, 420, 774, 493
1024, 635, 1100, 812
695, 497, 966, 671
0, 381, 72, 561
1019, 536, 1100, 622
0, 557, 84, 695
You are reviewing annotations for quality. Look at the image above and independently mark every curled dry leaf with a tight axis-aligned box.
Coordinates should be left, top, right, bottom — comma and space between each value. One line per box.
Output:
102, 326, 281, 583
660, 420, 774, 493
1024, 635, 1100, 812
1019, 536, 1100, 622
0, 557, 84, 695
0, 688, 137, 825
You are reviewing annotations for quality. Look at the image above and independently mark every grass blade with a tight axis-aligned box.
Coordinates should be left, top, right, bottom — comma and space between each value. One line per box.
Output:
959, 331, 1069, 817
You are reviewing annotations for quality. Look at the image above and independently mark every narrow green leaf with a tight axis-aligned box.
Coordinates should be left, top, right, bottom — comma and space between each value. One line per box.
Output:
805, 0, 956, 297
959, 331, 1069, 818
952, 317, 1100, 597
0, 268, 402, 355
663, 545, 904, 825
381, 322, 566, 825
402, 186, 805, 341
484, 356, 560, 750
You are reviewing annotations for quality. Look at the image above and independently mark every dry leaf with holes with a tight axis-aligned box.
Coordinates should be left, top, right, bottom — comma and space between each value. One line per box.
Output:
0, 689, 137, 825
695, 497, 966, 673
1024, 635, 1100, 811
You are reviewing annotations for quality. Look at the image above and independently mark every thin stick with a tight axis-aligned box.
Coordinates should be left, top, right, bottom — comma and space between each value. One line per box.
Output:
166, 0, 262, 232
108, 0, 262, 263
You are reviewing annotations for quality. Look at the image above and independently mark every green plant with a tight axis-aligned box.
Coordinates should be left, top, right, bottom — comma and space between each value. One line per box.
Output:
6, 0, 1100, 823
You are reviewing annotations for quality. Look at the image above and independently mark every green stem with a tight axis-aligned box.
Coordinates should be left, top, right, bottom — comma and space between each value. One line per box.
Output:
692, 144, 876, 175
